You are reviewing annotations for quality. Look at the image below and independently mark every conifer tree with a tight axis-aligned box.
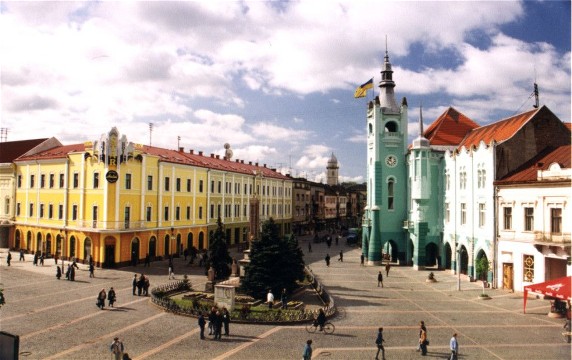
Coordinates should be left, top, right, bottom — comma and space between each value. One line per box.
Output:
241, 218, 305, 299
208, 217, 232, 280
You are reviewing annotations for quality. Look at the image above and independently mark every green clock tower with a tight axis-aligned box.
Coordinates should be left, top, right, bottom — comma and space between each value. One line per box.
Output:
362, 51, 409, 265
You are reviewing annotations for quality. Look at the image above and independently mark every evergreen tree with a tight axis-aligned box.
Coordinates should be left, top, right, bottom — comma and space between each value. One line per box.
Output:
241, 218, 305, 299
208, 217, 232, 280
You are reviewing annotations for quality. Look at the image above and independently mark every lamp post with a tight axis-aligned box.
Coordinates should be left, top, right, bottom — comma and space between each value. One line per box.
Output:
456, 245, 462, 291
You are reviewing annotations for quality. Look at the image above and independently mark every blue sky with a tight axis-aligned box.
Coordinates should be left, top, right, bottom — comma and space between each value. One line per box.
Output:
1, 1, 570, 182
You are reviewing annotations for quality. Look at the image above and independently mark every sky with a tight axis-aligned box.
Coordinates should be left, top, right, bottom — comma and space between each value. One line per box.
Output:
1, 1, 570, 183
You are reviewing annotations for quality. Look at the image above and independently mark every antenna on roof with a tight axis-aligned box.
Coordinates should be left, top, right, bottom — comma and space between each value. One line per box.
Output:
533, 82, 539, 109
0, 128, 8, 142
149, 123, 153, 146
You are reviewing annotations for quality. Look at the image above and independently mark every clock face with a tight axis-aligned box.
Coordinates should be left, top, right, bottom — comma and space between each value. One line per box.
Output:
385, 155, 397, 167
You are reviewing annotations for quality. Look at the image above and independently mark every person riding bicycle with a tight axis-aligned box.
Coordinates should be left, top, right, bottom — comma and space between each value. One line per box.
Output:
314, 308, 326, 331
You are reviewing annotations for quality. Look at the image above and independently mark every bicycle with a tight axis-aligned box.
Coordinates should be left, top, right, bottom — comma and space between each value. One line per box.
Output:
306, 321, 335, 334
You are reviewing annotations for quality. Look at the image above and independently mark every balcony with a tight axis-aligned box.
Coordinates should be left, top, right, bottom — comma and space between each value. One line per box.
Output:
534, 231, 571, 244
76, 220, 147, 231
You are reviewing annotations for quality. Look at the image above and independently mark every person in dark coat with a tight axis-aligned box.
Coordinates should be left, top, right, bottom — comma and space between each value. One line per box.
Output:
19, 249, 25, 261
144, 253, 150, 267
198, 312, 206, 339
56, 266, 62, 279
137, 274, 145, 296
132, 274, 137, 295
143, 276, 150, 296
89, 262, 95, 278
6, 252, 11, 266
108, 287, 116, 307
213, 310, 223, 340
70, 261, 79, 281
39, 252, 44, 266
208, 307, 216, 335
377, 271, 384, 287
97, 288, 106, 309
338, 250, 343, 262
222, 307, 231, 336
66, 264, 71, 280
325, 254, 330, 267
375, 327, 386, 360
33, 252, 38, 266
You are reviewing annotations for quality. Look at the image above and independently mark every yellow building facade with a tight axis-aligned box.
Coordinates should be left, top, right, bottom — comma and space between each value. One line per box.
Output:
12, 128, 292, 267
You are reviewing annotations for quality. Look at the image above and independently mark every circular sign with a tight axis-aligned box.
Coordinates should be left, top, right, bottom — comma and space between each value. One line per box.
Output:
106, 170, 119, 183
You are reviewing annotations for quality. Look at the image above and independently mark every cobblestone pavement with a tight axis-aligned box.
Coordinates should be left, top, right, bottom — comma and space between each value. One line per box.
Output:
1, 236, 570, 360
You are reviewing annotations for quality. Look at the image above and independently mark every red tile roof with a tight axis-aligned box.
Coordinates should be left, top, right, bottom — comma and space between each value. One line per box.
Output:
457, 107, 539, 150
0, 138, 49, 162
16, 143, 290, 180
423, 107, 479, 146
565, 122, 572, 131
495, 145, 571, 184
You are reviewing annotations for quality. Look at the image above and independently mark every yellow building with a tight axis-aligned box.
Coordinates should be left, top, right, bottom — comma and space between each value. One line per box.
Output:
12, 128, 292, 267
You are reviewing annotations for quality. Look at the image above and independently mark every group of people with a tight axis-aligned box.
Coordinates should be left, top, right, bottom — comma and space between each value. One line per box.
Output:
132, 273, 150, 296
197, 306, 231, 340
97, 287, 117, 310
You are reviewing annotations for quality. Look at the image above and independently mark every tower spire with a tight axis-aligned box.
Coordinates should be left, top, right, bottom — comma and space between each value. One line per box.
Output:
419, 102, 424, 136
378, 39, 399, 113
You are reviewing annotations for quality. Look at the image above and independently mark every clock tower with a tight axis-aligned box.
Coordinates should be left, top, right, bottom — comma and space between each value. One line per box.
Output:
362, 51, 409, 265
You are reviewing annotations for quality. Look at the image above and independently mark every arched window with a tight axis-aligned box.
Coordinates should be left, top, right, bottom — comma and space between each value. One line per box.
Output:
387, 179, 395, 210
384, 121, 397, 133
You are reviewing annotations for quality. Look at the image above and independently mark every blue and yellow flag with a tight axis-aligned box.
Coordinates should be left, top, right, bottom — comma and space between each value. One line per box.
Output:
354, 78, 373, 98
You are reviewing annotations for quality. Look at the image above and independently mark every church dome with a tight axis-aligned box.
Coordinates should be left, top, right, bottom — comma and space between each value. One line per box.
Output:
327, 153, 338, 167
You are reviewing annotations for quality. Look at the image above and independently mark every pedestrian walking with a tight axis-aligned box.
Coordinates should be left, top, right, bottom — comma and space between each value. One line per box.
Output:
308, 242, 312, 253
213, 310, 223, 340
39, 252, 44, 266
54, 252, 58, 265
208, 307, 216, 335
19, 249, 25, 261
33, 252, 38, 266
335, 235, 339, 245
222, 307, 231, 335
132, 274, 137, 295
378, 271, 384, 287
303, 339, 313, 360
108, 287, 116, 308
338, 250, 343, 262
267, 290, 274, 309
449, 333, 458, 360
325, 254, 330, 267
97, 288, 106, 310
281, 288, 288, 309
66, 264, 71, 280
109, 337, 124, 360
144, 253, 150, 267
360, 253, 365, 266
70, 261, 78, 281
6, 252, 11, 266
375, 327, 386, 360
198, 312, 206, 339
56, 266, 62, 279
143, 276, 150, 296
168, 258, 175, 279
385, 262, 391, 277
89, 262, 95, 278
418, 321, 428, 355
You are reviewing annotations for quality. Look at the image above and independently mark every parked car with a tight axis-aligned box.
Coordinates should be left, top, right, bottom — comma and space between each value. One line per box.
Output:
346, 228, 359, 245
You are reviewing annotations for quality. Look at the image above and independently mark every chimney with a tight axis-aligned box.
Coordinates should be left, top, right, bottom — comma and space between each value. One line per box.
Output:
235, 159, 239, 162
249, 161, 252, 165
216, 155, 220, 159
263, 164, 267, 168
179, 147, 184, 152
210, 153, 215, 158
241, 160, 244, 164
199, 151, 203, 156
255, 162, 258, 166
189, 149, 194, 154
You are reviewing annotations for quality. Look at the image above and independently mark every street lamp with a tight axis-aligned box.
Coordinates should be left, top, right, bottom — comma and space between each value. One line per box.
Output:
456, 245, 464, 291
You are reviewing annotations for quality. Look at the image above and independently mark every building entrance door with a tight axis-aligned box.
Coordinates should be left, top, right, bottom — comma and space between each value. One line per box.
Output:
503, 263, 513, 290
104, 245, 115, 268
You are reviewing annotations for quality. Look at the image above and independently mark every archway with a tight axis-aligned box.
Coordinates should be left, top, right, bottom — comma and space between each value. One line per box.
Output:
164, 234, 170, 258
69, 236, 76, 258
444, 242, 452, 270
131, 238, 140, 266
84, 238, 92, 262
459, 245, 469, 275
36, 232, 42, 254
198, 232, 204, 250
56, 235, 62, 258
15, 230, 21, 250
475, 249, 489, 281
149, 236, 157, 259
425, 242, 439, 267
176, 233, 182, 256
46, 233, 52, 257
383, 240, 399, 262
103, 236, 115, 268
27, 231, 32, 251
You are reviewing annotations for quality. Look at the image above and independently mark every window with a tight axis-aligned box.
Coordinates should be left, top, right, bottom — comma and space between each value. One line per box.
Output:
48, 204, 53, 219
72, 205, 78, 220
503, 207, 512, 230
4, 198, 9, 215
29, 203, 34, 217
175, 206, 180, 220
551, 208, 562, 234
146, 206, 152, 221
218, 181, 221, 193
199, 206, 203, 219
59, 174, 64, 188
445, 203, 450, 223
30, 175, 35, 188
187, 179, 191, 192
164, 206, 169, 221
524, 207, 534, 231
93, 206, 98, 227
176, 178, 181, 192
387, 179, 394, 210
125, 173, 132, 189
186, 206, 191, 220
199, 180, 203, 193
211, 181, 214, 193
16, 202, 21, 216
73, 173, 79, 188
460, 203, 466, 225
147, 175, 153, 191
17, 175, 22, 188
164, 177, 170, 191
217, 204, 221, 218
124, 207, 130, 228
40, 174, 45, 188
49, 174, 55, 188
478, 203, 486, 227
523, 255, 534, 282
210, 204, 214, 219
58, 204, 63, 219
89, 173, 101, 191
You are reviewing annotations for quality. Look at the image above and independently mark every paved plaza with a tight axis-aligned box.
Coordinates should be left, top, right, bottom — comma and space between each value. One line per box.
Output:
1, 237, 570, 359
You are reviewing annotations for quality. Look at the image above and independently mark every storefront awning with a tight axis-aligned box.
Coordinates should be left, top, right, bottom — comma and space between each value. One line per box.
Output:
523, 276, 571, 313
